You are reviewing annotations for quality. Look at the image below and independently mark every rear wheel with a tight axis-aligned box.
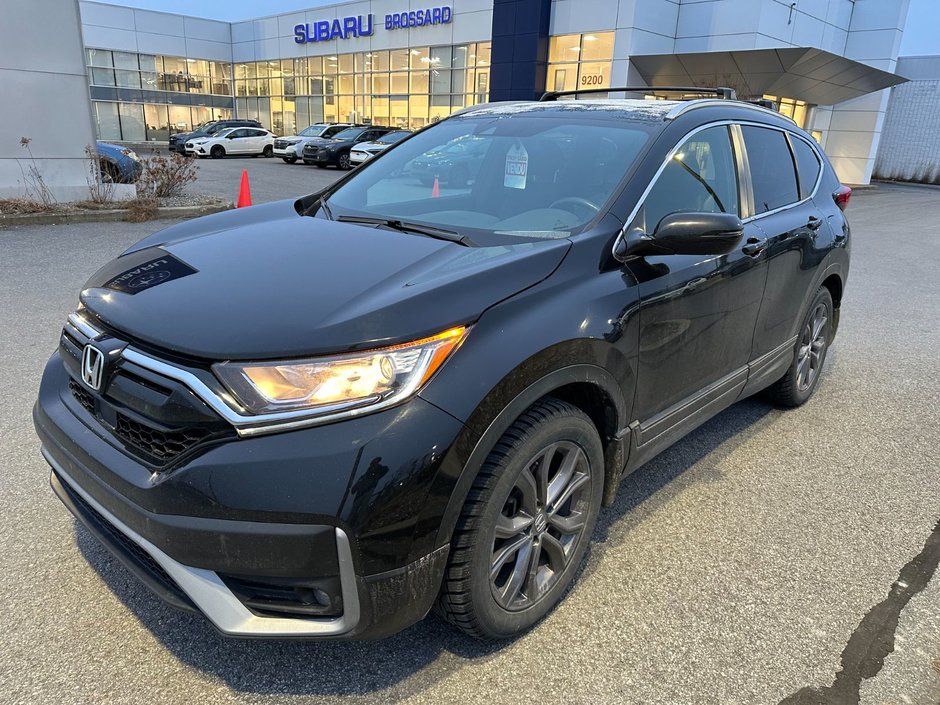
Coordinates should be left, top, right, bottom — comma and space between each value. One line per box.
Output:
437, 398, 603, 640
262, 145, 274, 158
767, 286, 833, 407
210, 145, 225, 159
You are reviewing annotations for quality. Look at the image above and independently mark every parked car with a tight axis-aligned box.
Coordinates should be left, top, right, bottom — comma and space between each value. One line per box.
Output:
169, 119, 263, 154
349, 130, 412, 166
407, 135, 489, 187
302, 126, 396, 169
35, 88, 851, 642
274, 123, 360, 163
187, 127, 276, 158
95, 142, 142, 183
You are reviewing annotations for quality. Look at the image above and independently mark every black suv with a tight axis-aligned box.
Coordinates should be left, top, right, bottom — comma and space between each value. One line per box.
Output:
169, 119, 263, 154
35, 88, 850, 641
302, 125, 396, 169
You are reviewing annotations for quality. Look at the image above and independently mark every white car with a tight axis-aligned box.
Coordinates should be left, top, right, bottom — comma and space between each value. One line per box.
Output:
273, 123, 359, 163
188, 127, 276, 159
349, 130, 412, 166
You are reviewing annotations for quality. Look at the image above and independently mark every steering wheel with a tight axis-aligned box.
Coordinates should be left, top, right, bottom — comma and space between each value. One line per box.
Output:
549, 196, 601, 218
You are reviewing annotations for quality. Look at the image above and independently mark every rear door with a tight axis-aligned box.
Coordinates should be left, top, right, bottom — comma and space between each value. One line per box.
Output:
741, 125, 829, 363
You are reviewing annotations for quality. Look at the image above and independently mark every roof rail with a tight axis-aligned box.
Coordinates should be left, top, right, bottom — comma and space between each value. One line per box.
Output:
538, 86, 737, 101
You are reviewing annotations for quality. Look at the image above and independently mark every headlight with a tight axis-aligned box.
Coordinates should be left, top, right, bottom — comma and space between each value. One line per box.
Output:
213, 326, 468, 416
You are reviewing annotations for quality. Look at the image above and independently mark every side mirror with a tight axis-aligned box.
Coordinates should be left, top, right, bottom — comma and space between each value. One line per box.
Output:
615, 211, 744, 260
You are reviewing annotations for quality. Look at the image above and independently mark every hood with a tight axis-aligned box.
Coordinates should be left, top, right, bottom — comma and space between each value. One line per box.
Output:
303, 136, 336, 148
80, 199, 570, 360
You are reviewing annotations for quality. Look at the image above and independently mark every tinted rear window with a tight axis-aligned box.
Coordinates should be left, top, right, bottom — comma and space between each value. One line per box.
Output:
790, 136, 821, 200
741, 126, 799, 214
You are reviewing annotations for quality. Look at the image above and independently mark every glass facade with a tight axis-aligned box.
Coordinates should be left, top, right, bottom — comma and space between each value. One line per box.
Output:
763, 95, 813, 129
232, 43, 490, 135
86, 48, 233, 141
547, 33, 615, 93
85, 42, 490, 140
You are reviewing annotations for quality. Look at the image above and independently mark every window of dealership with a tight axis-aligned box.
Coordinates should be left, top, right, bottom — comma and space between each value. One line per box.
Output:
86, 40, 492, 141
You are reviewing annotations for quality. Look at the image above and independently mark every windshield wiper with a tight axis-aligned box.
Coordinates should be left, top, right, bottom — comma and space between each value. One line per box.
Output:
318, 195, 334, 220
335, 215, 475, 246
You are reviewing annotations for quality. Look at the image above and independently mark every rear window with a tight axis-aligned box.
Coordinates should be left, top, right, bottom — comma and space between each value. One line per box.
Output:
790, 136, 821, 200
741, 126, 799, 214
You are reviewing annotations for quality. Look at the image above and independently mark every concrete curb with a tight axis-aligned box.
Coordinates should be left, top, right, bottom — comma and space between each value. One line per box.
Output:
0, 202, 233, 227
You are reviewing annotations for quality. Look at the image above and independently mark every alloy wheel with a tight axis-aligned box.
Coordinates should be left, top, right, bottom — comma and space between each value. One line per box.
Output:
490, 441, 592, 611
796, 302, 828, 392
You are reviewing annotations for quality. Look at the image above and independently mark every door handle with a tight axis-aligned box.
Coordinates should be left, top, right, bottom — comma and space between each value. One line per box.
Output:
807, 216, 823, 231
742, 236, 768, 257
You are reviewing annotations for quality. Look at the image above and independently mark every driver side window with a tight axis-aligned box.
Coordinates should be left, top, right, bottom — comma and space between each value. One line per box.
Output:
643, 125, 739, 233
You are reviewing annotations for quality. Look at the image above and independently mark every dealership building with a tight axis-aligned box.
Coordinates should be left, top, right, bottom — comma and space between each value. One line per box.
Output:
2, 0, 922, 196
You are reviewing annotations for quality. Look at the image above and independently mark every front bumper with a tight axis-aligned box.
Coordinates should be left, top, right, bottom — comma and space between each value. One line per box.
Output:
273, 145, 299, 158
302, 150, 333, 164
35, 348, 463, 638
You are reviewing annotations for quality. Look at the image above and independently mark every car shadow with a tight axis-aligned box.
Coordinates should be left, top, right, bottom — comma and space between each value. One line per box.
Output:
73, 395, 779, 698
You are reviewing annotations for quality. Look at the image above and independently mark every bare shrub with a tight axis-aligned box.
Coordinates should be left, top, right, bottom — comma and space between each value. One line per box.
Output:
124, 196, 159, 222
137, 150, 198, 198
0, 198, 48, 215
18, 137, 56, 207
84, 144, 116, 205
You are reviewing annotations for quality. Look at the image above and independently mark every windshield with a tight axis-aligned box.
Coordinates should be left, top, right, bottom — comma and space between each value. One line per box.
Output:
299, 125, 324, 137
331, 127, 364, 141
206, 123, 229, 135
325, 115, 652, 239
377, 131, 409, 144
212, 127, 235, 138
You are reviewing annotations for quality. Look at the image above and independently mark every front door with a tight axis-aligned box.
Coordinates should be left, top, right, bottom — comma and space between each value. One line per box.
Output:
628, 124, 769, 436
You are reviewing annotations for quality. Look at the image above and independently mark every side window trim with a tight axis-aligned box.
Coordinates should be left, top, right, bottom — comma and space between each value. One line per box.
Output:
730, 124, 755, 220
612, 119, 827, 260
736, 123, 824, 223
784, 130, 822, 201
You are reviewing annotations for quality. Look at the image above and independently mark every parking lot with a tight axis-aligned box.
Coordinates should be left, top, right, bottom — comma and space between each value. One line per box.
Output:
0, 176, 938, 704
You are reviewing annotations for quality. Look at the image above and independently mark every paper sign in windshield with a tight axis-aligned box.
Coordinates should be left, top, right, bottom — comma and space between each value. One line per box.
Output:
504, 142, 528, 189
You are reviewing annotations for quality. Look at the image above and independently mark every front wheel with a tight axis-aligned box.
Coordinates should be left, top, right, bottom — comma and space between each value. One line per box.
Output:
437, 398, 603, 640
282, 156, 297, 164
767, 287, 833, 407
210, 145, 225, 159
337, 152, 351, 170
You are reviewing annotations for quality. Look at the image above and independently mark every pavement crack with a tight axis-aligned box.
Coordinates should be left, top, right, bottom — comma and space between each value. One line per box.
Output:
779, 518, 940, 705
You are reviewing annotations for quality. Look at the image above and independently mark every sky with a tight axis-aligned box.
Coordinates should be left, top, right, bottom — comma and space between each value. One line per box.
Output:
95, 0, 940, 56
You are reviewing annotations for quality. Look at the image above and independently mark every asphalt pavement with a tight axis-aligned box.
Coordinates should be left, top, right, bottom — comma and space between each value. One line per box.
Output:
0, 179, 937, 705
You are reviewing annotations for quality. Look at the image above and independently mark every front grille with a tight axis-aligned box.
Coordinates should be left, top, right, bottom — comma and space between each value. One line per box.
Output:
274, 140, 289, 149
69, 379, 96, 415
114, 414, 210, 460
58, 471, 189, 605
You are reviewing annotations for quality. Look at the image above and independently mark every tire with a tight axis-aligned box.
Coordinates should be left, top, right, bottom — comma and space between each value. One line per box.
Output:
767, 286, 834, 407
210, 145, 225, 159
315, 164, 327, 169
437, 397, 604, 640
337, 152, 351, 170
282, 156, 297, 164
262, 145, 274, 158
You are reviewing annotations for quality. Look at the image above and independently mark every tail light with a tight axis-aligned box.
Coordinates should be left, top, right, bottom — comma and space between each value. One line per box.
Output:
833, 185, 852, 211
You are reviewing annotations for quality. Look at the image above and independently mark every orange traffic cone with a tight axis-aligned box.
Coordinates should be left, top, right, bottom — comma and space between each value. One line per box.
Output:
236, 169, 252, 208
431, 175, 440, 198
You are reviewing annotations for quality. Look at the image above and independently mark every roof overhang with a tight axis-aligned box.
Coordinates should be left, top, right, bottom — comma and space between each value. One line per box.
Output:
630, 48, 907, 105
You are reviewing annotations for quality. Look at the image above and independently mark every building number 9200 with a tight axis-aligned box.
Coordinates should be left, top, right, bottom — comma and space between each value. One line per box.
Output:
580, 74, 605, 86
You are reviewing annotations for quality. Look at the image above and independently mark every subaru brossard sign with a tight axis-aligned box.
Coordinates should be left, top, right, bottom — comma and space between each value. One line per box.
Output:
294, 6, 453, 43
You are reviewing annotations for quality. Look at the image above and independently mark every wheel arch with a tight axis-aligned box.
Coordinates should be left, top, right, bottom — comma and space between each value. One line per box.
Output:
428, 358, 629, 555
